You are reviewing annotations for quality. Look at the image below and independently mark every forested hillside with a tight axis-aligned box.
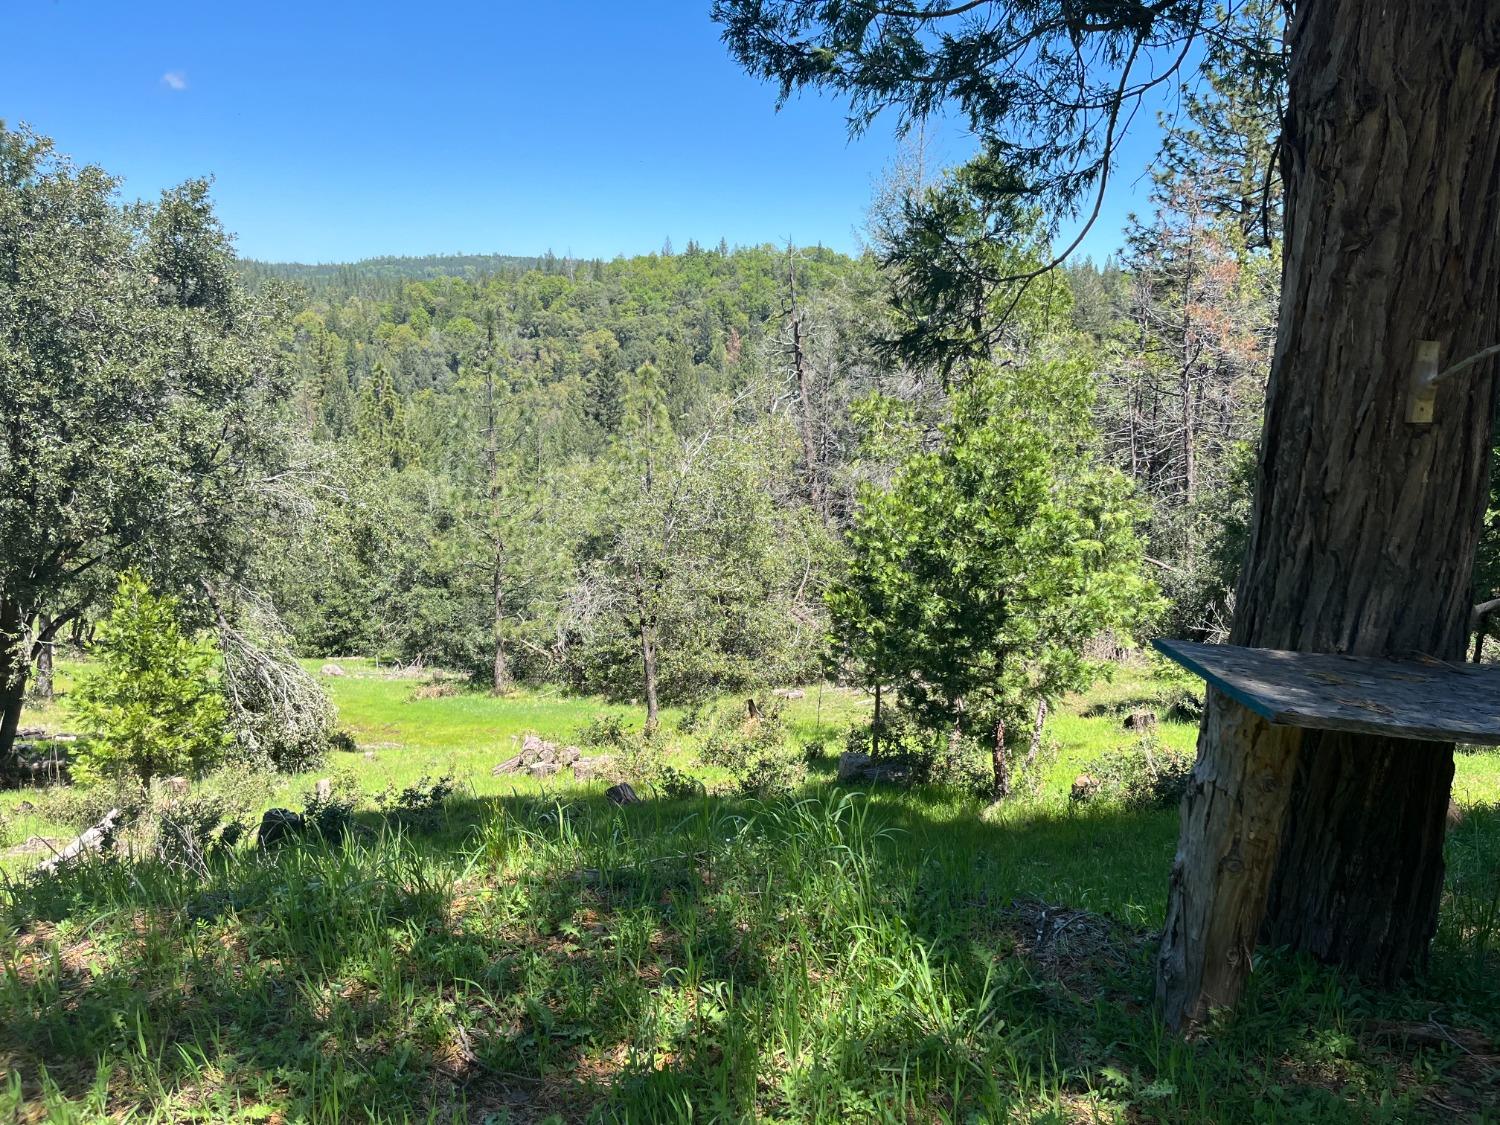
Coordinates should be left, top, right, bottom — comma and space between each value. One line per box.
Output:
0, 0, 1300, 805
257, 155, 1277, 720
255, 243, 887, 708
236, 252, 572, 300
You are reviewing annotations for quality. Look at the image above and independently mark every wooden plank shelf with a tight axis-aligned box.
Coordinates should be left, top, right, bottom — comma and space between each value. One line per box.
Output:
1153, 638, 1500, 745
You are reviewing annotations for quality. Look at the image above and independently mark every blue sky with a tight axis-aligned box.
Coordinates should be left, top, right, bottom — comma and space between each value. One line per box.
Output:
4, 0, 1166, 264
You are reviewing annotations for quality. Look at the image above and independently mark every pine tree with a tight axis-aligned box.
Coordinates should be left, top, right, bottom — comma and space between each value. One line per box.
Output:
1158, 0, 1287, 250
69, 573, 227, 786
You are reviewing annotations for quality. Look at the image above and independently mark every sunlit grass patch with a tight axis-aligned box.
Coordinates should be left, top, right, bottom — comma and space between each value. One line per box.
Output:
3, 659, 1500, 1120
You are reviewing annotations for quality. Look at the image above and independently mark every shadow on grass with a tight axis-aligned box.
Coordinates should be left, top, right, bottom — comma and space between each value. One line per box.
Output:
2, 784, 1498, 1122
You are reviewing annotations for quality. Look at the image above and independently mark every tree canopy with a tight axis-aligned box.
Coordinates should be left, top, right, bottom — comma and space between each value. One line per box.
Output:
0, 124, 297, 759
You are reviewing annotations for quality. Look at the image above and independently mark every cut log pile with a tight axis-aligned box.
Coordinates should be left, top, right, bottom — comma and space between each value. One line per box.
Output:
836, 751, 909, 785
492, 733, 616, 781
2, 728, 75, 787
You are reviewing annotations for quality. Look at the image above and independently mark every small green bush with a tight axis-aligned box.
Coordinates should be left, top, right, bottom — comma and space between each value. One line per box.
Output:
152, 790, 244, 871
617, 724, 676, 785
304, 768, 364, 838
733, 752, 807, 798
650, 762, 706, 800
609, 723, 716, 798
199, 760, 279, 815
69, 572, 228, 786
34, 776, 149, 831
576, 712, 629, 750
1147, 653, 1205, 722
1084, 734, 1194, 810
700, 699, 806, 797
375, 773, 457, 828
1161, 685, 1204, 723
842, 710, 1004, 796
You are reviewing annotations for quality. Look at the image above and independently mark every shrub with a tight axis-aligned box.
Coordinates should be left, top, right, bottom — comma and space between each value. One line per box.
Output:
617, 724, 674, 784
69, 572, 228, 785
604, 725, 711, 799
928, 732, 998, 796
376, 773, 458, 828
576, 712, 629, 751
198, 760, 279, 822
700, 699, 806, 797
842, 710, 1007, 796
650, 762, 706, 800
1084, 735, 1194, 810
1161, 685, 1204, 724
34, 775, 246, 873
842, 706, 924, 762
699, 698, 781, 768
305, 768, 363, 838
1148, 653, 1206, 723
152, 790, 245, 871
733, 752, 807, 798
34, 776, 149, 832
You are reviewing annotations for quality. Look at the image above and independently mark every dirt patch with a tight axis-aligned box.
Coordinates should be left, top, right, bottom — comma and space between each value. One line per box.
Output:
997, 896, 1153, 994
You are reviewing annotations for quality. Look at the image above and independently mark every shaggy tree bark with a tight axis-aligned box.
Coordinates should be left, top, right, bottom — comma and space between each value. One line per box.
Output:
638, 596, 660, 729
491, 554, 512, 695
0, 598, 27, 762
1159, 0, 1500, 1028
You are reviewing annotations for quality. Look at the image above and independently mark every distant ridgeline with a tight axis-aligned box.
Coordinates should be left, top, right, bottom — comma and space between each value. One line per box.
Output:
234, 244, 855, 304
256, 242, 870, 440
235, 253, 567, 301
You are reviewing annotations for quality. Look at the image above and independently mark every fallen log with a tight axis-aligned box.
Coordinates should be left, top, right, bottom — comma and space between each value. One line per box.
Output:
36, 808, 123, 875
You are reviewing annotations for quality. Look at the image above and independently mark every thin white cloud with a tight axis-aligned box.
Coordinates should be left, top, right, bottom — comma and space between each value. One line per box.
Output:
161, 71, 188, 91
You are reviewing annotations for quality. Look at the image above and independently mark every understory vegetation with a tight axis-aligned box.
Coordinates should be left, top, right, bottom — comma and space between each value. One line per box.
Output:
3, 662, 1499, 1122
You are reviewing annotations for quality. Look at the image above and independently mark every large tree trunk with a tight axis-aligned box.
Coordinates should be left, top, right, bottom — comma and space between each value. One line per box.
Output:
0, 597, 29, 766
639, 608, 659, 730
1260, 727, 1453, 977
1159, 0, 1500, 1028
491, 554, 512, 695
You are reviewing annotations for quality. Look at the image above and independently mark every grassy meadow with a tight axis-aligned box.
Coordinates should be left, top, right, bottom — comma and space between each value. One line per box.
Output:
2, 660, 1499, 1122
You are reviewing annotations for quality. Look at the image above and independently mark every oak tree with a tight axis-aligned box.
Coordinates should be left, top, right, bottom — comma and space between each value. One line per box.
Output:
0, 125, 294, 766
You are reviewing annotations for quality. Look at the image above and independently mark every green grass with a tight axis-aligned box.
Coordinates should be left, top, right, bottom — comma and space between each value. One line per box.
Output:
2, 661, 1499, 1121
